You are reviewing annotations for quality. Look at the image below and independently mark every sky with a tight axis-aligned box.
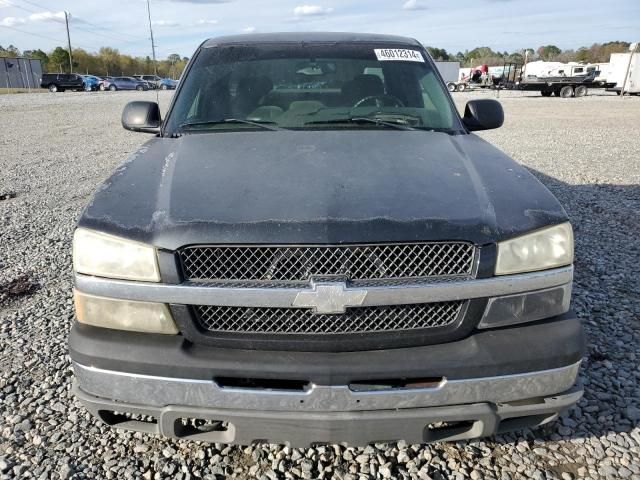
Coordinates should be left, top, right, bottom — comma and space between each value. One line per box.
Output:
0, 0, 639, 59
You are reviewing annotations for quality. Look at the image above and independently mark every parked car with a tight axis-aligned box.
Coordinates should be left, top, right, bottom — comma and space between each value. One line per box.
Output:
82, 75, 102, 91
99, 76, 113, 91
102, 76, 149, 91
70, 32, 583, 447
158, 77, 178, 90
40, 73, 85, 92
134, 74, 161, 89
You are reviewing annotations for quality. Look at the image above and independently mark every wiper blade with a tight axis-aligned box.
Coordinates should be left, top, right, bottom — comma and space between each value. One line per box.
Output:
180, 118, 281, 131
305, 116, 415, 130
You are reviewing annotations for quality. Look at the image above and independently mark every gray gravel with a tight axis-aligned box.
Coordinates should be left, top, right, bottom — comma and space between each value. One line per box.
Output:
1, 89, 639, 479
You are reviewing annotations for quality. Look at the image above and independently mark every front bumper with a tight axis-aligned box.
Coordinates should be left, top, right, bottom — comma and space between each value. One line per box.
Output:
74, 380, 582, 446
70, 314, 584, 446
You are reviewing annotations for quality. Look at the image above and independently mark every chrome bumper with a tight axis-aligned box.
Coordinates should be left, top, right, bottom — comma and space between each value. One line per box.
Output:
73, 361, 582, 446
73, 361, 580, 412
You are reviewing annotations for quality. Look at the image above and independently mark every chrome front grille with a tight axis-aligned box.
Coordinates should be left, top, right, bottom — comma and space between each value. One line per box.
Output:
194, 301, 465, 335
179, 243, 475, 281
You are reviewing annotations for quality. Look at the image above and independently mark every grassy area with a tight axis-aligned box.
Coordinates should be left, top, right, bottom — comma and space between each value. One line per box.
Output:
0, 87, 46, 94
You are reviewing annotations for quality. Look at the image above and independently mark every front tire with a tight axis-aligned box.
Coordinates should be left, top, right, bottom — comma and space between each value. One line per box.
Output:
136, 85, 144, 91
160, 84, 168, 90
541, 90, 553, 97
48, 84, 58, 92
109, 85, 117, 91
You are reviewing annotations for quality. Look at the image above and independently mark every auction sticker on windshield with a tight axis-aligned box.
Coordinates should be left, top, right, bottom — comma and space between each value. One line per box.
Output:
374, 49, 424, 62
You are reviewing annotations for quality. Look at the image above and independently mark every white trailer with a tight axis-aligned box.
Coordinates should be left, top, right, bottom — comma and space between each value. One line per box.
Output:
607, 52, 640, 94
522, 61, 599, 80
434, 61, 460, 91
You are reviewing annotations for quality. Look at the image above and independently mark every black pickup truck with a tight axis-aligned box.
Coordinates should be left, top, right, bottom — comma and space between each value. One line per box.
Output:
69, 32, 584, 446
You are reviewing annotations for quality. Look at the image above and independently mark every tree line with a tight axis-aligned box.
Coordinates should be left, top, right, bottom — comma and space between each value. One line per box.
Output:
0, 44, 188, 79
426, 41, 631, 66
0, 41, 632, 77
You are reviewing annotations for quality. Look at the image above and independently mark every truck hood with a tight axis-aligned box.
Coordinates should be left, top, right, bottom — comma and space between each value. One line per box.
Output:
79, 130, 567, 249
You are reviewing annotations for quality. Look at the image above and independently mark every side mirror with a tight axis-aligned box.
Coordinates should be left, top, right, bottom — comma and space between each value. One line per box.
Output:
122, 101, 161, 133
462, 99, 504, 131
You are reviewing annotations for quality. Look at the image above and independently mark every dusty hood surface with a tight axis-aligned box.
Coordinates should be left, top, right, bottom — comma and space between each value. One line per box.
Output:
79, 130, 568, 250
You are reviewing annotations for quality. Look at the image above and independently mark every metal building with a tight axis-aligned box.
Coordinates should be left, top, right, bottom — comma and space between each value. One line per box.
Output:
0, 57, 43, 89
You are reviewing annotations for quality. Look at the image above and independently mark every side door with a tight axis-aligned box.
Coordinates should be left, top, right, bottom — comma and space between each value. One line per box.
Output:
122, 78, 134, 90
73, 74, 84, 87
58, 74, 71, 87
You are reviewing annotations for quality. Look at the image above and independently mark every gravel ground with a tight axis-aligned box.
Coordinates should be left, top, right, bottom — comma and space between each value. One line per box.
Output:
0, 89, 639, 480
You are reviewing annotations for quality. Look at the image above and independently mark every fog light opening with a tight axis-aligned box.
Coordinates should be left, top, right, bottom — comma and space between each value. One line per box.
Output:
424, 420, 476, 442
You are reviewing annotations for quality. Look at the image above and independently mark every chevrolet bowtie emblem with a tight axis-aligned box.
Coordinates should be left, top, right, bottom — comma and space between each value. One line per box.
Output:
292, 281, 368, 314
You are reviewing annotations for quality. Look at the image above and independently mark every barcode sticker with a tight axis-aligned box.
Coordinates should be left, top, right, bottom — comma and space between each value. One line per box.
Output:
374, 49, 424, 62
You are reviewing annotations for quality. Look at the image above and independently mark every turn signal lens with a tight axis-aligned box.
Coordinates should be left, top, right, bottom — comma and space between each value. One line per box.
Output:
74, 290, 178, 334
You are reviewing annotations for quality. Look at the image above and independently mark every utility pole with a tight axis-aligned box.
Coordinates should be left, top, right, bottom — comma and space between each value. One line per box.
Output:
146, 0, 158, 77
146, 0, 160, 102
64, 11, 73, 73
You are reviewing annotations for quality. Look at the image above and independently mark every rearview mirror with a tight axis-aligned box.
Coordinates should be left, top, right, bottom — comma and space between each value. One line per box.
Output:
462, 99, 504, 131
122, 101, 161, 133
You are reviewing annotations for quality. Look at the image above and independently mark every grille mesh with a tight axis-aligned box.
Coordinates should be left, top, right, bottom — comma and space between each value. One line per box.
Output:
179, 243, 475, 281
194, 301, 464, 335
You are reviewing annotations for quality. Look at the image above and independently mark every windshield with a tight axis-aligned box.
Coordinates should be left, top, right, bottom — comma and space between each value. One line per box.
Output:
164, 43, 462, 133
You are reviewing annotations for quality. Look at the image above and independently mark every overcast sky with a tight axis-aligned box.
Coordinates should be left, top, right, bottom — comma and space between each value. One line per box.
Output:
1, 0, 639, 58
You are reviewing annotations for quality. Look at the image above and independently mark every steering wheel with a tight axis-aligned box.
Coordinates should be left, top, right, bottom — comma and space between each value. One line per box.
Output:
353, 94, 405, 108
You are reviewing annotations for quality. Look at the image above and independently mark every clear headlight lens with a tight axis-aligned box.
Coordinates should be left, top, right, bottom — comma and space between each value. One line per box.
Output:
495, 223, 573, 275
73, 228, 160, 282
74, 290, 178, 334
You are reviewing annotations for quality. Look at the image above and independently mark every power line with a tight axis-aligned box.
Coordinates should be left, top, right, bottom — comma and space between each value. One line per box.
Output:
11, 0, 148, 45
0, 24, 66, 44
70, 24, 147, 45
18, 0, 148, 41
0, 24, 94, 51
72, 18, 148, 42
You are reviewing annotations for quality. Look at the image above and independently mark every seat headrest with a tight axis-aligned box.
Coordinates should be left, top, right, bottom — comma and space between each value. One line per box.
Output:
237, 76, 273, 98
342, 74, 384, 101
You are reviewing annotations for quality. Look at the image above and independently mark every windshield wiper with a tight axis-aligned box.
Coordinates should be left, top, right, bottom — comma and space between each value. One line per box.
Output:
305, 116, 416, 130
180, 118, 281, 131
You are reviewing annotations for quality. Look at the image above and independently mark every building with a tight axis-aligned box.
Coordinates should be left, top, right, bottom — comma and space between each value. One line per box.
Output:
0, 57, 43, 89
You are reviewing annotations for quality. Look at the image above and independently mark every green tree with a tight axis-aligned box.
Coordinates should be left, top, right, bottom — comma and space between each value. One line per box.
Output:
425, 47, 450, 61
537, 45, 562, 61
98, 47, 120, 76
575, 48, 590, 63
0, 44, 21, 57
23, 48, 49, 70
506, 52, 524, 64
49, 46, 71, 72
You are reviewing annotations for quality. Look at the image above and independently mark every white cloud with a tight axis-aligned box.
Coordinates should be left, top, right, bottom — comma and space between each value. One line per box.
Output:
402, 0, 426, 10
152, 19, 180, 27
242, 26, 256, 33
29, 11, 66, 22
195, 19, 218, 25
0, 16, 25, 26
293, 5, 333, 16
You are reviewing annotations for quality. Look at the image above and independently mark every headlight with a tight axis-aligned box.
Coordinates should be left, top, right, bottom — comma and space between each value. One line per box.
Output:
495, 223, 573, 275
73, 228, 160, 282
74, 290, 178, 334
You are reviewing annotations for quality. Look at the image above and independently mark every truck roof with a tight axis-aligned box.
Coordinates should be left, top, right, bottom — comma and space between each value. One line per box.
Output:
202, 32, 421, 48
